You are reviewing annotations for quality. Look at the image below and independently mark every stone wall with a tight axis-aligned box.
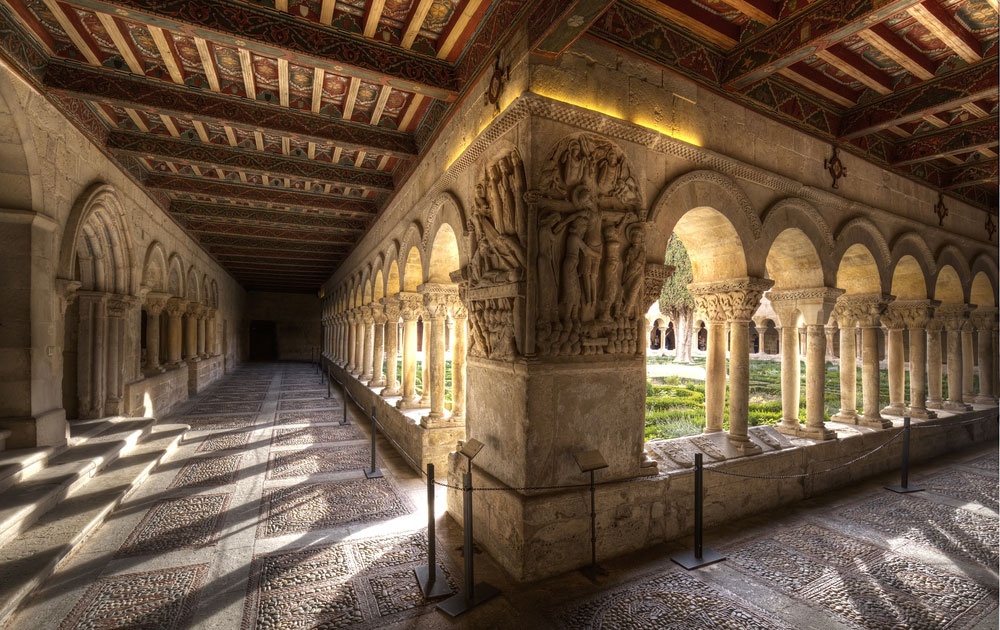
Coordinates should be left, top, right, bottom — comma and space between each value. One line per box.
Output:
245, 291, 321, 361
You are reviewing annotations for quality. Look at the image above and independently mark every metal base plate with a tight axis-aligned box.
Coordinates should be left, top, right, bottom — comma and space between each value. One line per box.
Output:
671, 547, 726, 570
365, 467, 383, 479
579, 563, 608, 582
437, 582, 500, 617
885, 484, 924, 494
414, 565, 453, 599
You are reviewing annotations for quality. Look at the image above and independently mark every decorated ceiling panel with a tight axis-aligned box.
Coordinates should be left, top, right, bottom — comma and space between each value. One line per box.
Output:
0, 0, 995, 292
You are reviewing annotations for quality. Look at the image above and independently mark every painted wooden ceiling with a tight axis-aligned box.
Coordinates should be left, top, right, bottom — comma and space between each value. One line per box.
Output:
0, 0, 996, 292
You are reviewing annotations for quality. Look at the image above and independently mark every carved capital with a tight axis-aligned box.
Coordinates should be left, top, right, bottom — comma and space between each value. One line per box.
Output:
165, 298, 187, 317
397, 292, 423, 321
419, 283, 458, 320
834, 293, 890, 328
370, 303, 387, 325
381, 296, 401, 322
55, 278, 83, 315
107, 294, 137, 319
448, 294, 469, 319
144, 291, 171, 316
936, 303, 970, 331
887, 299, 937, 330
970, 307, 998, 332
689, 277, 774, 322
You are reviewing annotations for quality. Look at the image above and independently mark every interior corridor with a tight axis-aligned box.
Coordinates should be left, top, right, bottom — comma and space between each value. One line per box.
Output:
7, 362, 997, 629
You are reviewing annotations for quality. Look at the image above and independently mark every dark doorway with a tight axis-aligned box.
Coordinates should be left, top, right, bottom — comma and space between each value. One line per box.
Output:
249, 320, 278, 361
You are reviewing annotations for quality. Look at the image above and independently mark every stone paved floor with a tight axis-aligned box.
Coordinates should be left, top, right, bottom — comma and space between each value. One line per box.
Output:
8, 362, 998, 629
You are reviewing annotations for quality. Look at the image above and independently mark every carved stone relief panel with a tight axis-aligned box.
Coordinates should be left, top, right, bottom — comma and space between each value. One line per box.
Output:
527, 132, 648, 357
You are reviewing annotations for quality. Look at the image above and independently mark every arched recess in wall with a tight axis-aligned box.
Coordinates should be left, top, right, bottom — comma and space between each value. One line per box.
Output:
58, 184, 137, 420
140, 242, 170, 374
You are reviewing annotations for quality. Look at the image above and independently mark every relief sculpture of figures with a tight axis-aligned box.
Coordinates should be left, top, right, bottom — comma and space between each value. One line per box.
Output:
528, 133, 648, 357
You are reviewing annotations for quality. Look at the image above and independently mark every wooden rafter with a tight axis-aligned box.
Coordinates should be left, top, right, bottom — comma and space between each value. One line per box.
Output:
41, 0, 101, 65
123, 107, 148, 131
320, 0, 337, 25
342, 77, 360, 120
44, 61, 419, 156
194, 37, 220, 92
402, 0, 435, 49
148, 26, 185, 84
632, 0, 739, 49
95, 12, 145, 74
364, 0, 387, 38
779, 64, 857, 107
906, 1, 982, 63
893, 117, 999, 165
370, 86, 392, 126
815, 45, 893, 95
715, 0, 778, 26
857, 24, 936, 81
159, 113, 180, 137
239, 48, 256, 99
311, 68, 325, 113
437, 0, 486, 61
278, 58, 289, 107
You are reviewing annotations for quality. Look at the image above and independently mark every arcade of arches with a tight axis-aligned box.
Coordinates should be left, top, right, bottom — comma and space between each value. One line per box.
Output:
1, 28, 997, 585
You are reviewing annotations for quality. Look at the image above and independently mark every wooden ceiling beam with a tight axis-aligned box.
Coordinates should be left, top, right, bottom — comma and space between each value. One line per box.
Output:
95, 12, 145, 74
363, 0, 387, 38
109, 131, 396, 190
722, 0, 924, 89
715, 0, 779, 26
56, 0, 458, 98
169, 200, 369, 231
944, 161, 998, 188
194, 36, 221, 92
40, 0, 102, 65
196, 232, 352, 253
838, 57, 998, 139
815, 45, 894, 95
212, 246, 345, 261
632, 0, 740, 49
148, 173, 379, 215
320, 0, 337, 25
893, 117, 998, 165
148, 26, 185, 84
311, 68, 325, 114
183, 221, 356, 244
44, 60, 418, 156
857, 24, 936, 81
779, 64, 858, 107
437, 0, 487, 61
402, 0, 435, 49
906, 1, 982, 63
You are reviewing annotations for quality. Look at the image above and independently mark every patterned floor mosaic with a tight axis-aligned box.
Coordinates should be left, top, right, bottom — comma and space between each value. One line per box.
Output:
556, 569, 793, 629
964, 453, 1000, 473
275, 410, 344, 425
184, 415, 258, 431
188, 401, 263, 415
727, 521, 998, 629
170, 454, 244, 489
271, 425, 365, 446
838, 492, 999, 568
58, 564, 209, 630
197, 430, 254, 452
258, 477, 412, 538
242, 531, 451, 629
116, 494, 231, 557
921, 468, 1000, 511
277, 399, 338, 411
279, 390, 329, 400
267, 446, 376, 479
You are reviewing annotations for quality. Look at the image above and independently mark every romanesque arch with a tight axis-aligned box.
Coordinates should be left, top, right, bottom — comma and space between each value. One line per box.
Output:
58, 185, 137, 420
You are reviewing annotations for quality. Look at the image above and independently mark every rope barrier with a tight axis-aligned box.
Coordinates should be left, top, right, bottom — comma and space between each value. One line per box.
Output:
325, 364, 994, 492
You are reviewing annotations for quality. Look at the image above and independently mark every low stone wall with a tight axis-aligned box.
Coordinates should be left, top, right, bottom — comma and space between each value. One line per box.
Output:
327, 360, 465, 475
188, 355, 224, 395
125, 365, 189, 419
447, 409, 999, 582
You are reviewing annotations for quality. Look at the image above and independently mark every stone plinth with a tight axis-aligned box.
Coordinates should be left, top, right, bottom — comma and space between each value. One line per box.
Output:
125, 365, 190, 419
187, 355, 224, 396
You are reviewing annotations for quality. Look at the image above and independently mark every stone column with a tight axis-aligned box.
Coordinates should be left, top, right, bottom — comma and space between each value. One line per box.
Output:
690, 278, 772, 450
939, 305, 971, 412
369, 305, 387, 387
361, 305, 375, 381
144, 293, 169, 374
880, 308, 907, 416
164, 299, 185, 366
824, 325, 837, 359
771, 288, 840, 440
104, 295, 134, 416
346, 312, 358, 373
832, 312, 858, 424
449, 295, 469, 420
381, 297, 401, 396
420, 284, 457, 426
184, 304, 200, 362
335, 314, 345, 365
353, 310, 365, 377
196, 308, 207, 357
206, 308, 217, 357
897, 301, 936, 419
972, 308, 997, 403
926, 318, 944, 409
75, 292, 109, 419
419, 317, 432, 406
961, 320, 975, 403
836, 294, 891, 429
396, 292, 423, 409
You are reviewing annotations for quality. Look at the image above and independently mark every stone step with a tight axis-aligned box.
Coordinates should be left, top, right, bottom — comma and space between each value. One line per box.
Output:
0, 422, 188, 628
0, 418, 156, 550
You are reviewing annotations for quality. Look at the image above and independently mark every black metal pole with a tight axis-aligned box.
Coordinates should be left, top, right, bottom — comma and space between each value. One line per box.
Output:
341, 380, 349, 425
671, 452, 725, 570
415, 463, 451, 598
365, 405, 382, 479
326, 369, 332, 398
462, 471, 474, 602
887, 416, 923, 493
590, 470, 597, 566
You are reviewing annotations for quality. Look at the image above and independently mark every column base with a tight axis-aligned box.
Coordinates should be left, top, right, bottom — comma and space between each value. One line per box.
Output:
396, 396, 423, 410
775, 422, 837, 441
728, 435, 762, 455
973, 396, 997, 405
926, 399, 944, 410
859, 415, 893, 429
144, 366, 166, 376
879, 403, 907, 416
368, 378, 386, 388
420, 412, 453, 428
362, 372, 374, 381
380, 385, 401, 398
831, 410, 858, 424
905, 407, 937, 420
418, 395, 431, 407
943, 401, 973, 412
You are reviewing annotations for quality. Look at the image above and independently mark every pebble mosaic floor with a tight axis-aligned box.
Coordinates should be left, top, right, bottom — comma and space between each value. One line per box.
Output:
8, 362, 998, 630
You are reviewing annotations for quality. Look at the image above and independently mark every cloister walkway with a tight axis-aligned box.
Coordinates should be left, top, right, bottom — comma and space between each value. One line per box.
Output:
8, 362, 997, 629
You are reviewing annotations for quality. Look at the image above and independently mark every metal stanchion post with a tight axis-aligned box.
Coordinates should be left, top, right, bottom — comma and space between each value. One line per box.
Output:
886, 417, 924, 493
439, 439, 499, 616
341, 380, 349, 425
574, 450, 608, 581
671, 453, 725, 569
365, 405, 383, 479
415, 463, 452, 598
326, 368, 332, 399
